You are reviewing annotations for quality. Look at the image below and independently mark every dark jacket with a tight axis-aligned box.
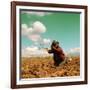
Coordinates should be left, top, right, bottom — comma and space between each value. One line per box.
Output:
48, 46, 65, 62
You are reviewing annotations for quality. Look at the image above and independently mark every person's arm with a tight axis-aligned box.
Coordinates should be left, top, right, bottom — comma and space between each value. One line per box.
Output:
52, 46, 61, 52
52, 46, 65, 55
48, 49, 53, 54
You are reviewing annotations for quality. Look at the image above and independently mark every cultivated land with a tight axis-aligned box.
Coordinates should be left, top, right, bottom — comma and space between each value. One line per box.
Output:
21, 56, 80, 78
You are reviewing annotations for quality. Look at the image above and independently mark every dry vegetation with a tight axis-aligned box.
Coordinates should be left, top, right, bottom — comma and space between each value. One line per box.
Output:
21, 56, 80, 79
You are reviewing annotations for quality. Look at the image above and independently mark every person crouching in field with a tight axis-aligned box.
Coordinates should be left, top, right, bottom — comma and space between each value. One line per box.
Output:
48, 40, 65, 67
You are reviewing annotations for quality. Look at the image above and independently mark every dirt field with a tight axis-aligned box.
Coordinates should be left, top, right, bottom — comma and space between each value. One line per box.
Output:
21, 56, 80, 78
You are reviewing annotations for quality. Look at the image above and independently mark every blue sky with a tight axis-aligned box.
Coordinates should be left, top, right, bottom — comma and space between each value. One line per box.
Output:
21, 11, 80, 51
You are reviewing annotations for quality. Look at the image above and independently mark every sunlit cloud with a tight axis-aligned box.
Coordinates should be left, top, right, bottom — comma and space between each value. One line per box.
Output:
21, 21, 46, 35
32, 21, 46, 33
28, 34, 41, 42
69, 48, 80, 53
42, 38, 51, 45
21, 21, 51, 49
22, 46, 52, 57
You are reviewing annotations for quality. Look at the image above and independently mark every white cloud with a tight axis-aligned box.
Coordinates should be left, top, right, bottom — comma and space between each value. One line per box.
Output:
21, 21, 47, 42
21, 21, 52, 49
27, 27, 33, 33
33, 21, 46, 33
22, 24, 27, 29
21, 24, 33, 36
69, 48, 80, 53
28, 34, 41, 42
22, 21, 46, 36
64, 48, 80, 61
43, 38, 51, 45
25, 46, 38, 52
66, 47, 80, 57
22, 46, 52, 57
21, 24, 28, 35
21, 11, 52, 17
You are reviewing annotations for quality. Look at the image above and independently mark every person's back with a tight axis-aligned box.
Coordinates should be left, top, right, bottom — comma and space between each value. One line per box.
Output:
53, 46, 65, 61
48, 40, 65, 66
